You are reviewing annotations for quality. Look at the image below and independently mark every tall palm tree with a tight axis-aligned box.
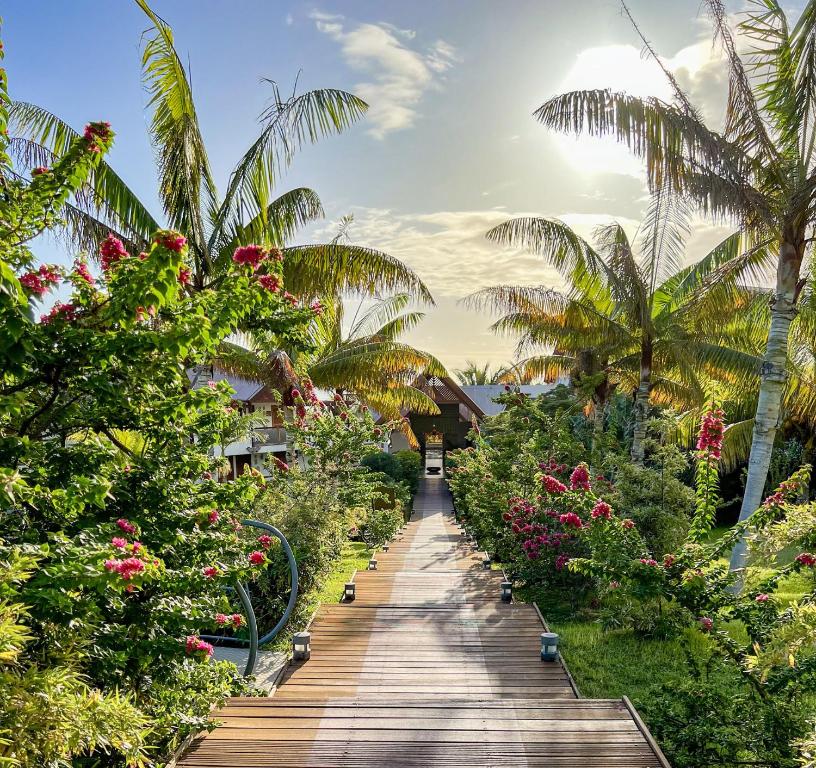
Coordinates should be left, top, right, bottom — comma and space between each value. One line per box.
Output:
454, 361, 520, 386
475, 190, 763, 463
533, 0, 815, 569
8, 0, 431, 303
217, 294, 446, 421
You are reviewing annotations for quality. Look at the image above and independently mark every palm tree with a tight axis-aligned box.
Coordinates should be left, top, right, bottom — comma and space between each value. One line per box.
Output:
8, 0, 431, 303
454, 361, 520, 386
217, 294, 446, 421
475, 189, 762, 464
533, 0, 816, 570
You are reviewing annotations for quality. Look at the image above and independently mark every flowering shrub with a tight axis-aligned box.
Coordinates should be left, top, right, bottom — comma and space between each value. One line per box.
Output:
0, 88, 313, 767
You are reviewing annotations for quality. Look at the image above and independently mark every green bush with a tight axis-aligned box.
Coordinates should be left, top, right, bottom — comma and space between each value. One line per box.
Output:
393, 450, 422, 496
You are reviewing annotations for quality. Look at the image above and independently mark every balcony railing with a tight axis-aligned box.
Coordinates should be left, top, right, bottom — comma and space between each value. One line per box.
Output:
251, 426, 287, 447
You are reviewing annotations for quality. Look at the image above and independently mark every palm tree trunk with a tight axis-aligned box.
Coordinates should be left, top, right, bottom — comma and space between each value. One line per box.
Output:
729, 242, 802, 572
630, 339, 653, 465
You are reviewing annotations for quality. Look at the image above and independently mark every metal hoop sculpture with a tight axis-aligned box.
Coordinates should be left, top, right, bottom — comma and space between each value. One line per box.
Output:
201, 520, 298, 676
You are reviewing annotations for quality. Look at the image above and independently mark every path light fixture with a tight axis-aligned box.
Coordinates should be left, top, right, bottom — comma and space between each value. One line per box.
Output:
383, 544, 389, 552
540, 632, 560, 662
501, 581, 513, 603
482, 556, 491, 570
293, 631, 311, 661
368, 558, 378, 571
344, 582, 356, 601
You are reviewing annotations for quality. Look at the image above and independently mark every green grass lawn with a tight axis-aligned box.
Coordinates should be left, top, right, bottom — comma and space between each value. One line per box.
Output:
312, 541, 374, 607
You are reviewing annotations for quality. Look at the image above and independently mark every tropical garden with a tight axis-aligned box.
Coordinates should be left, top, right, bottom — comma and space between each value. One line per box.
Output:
1, 1, 816, 767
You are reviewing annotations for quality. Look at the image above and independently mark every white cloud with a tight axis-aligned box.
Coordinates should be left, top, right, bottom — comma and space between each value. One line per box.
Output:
552, 38, 727, 179
310, 10, 458, 138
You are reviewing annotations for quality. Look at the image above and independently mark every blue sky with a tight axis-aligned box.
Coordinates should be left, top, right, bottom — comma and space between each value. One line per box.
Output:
4, 1, 771, 369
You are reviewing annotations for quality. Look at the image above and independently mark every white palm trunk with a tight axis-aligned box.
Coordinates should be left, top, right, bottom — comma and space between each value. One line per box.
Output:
630, 342, 653, 465
729, 243, 801, 572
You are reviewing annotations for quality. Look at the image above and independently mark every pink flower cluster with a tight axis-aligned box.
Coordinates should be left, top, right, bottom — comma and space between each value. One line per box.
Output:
215, 613, 245, 628
622, 519, 635, 530
257, 274, 281, 293
257, 534, 274, 549
696, 407, 725, 460
232, 245, 267, 269
31, 165, 49, 176
699, 617, 713, 632
156, 233, 187, 252
796, 552, 816, 567
555, 554, 571, 571
541, 475, 567, 494
539, 458, 568, 475
104, 556, 145, 580
569, 464, 591, 491
559, 512, 583, 529
762, 476, 806, 509
755, 593, 770, 603
20, 265, 60, 297
639, 558, 659, 567
117, 518, 137, 534
249, 550, 266, 566
100, 234, 129, 272
178, 267, 191, 285
590, 500, 612, 520
202, 566, 219, 578
83, 121, 112, 152
40, 302, 78, 325
73, 261, 94, 285
310, 300, 324, 315
272, 456, 290, 473
185, 635, 214, 657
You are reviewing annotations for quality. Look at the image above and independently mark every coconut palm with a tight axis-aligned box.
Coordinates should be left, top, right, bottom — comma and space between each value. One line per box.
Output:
454, 361, 521, 386
475, 190, 764, 464
7, 0, 431, 303
217, 294, 446, 421
534, 0, 815, 569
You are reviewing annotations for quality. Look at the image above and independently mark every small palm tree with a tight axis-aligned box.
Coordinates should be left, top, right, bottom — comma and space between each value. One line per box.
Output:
454, 361, 520, 386
475, 189, 762, 463
8, 0, 431, 303
217, 294, 446, 421
534, 0, 816, 569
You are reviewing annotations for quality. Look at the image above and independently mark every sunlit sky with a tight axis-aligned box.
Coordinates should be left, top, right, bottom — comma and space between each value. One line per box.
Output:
5, 1, 795, 371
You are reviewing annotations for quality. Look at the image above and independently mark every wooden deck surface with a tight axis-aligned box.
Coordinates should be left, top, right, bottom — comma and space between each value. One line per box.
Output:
179, 478, 670, 767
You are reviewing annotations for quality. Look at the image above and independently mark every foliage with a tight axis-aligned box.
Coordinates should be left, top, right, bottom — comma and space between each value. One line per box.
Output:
362, 449, 422, 498
0, 86, 312, 767
252, 392, 403, 634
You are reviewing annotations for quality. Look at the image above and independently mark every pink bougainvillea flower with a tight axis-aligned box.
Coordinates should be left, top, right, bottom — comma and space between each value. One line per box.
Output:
40, 302, 78, 325
207, 509, 219, 525
117, 557, 145, 580
696, 407, 725, 460
268, 248, 284, 262
257, 534, 273, 549
83, 121, 112, 152
699, 617, 713, 632
100, 234, 129, 272
231, 613, 244, 627
232, 244, 266, 268
569, 464, 591, 491
559, 512, 582, 529
202, 565, 219, 578
248, 550, 266, 566
796, 552, 816, 567
639, 558, 659, 567
663, 554, 676, 567
272, 456, 289, 473
73, 261, 95, 285
257, 274, 281, 292
184, 635, 214, 657
541, 475, 567, 494
116, 518, 137, 534
555, 554, 571, 571
310, 300, 324, 315
177, 266, 191, 285
215, 613, 229, 626
609, 580, 620, 589
621, 519, 635, 530
590, 500, 612, 520
156, 233, 186, 252
755, 593, 770, 603
131, 541, 142, 553
31, 165, 49, 176
283, 290, 297, 306
104, 559, 119, 571
111, 537, 127, 549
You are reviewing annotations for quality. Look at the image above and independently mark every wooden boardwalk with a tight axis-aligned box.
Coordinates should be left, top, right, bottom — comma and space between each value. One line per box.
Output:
180, 478, 670, 767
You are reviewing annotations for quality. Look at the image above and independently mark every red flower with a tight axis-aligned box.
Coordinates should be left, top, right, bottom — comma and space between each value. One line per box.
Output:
100, 234, 129, 271
215, 613, 229, 626
117, 557, 145, 580
111, 537, 127, 549
83, 121, 112, 152
590, 500, 612, 520
202, 565, 219, 578
156, 233, 186, 252
20, 265, 60, 298
258, 534, 273, 549
178, 267, 191, 285
231, 613, 244, 627
40, 302, 78, 325
663, 554, 676, 567
310, 300, 323, 315
699, 617, 713, 632
559, 512, 582, 529
621, 519, 635, 530
639, 558, 658, 567
796, 552, 816, 567
569, 464, 591, 491
272, 457, 289, 473
232, 244, 266, 268
185, 635, 214, 657
555, 554, 571, 571
257, 274, 280, 292
755, 593, 770, 603
248, 550, 266, 566
31, 166, 49, 176
542, 475, 567, 494
73, 261, 95, 285
207, 509, 219, 524
116, 518, 137, 534
696, 407, 725, 460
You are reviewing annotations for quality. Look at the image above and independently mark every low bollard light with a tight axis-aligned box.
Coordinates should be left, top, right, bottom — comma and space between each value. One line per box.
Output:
344, 582, 356, 601
383, 544, 389, 552
368, 558, 378, 570
540, 632, 560, 661
482, 557, 491, 570
501, 580, 513, 603
293, 631, 311, 661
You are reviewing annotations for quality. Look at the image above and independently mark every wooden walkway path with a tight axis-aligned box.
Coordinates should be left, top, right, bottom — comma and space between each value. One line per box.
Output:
179, 478, 670, 767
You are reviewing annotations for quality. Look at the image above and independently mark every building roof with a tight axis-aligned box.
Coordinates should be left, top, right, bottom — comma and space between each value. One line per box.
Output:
460, 384, 558, 417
